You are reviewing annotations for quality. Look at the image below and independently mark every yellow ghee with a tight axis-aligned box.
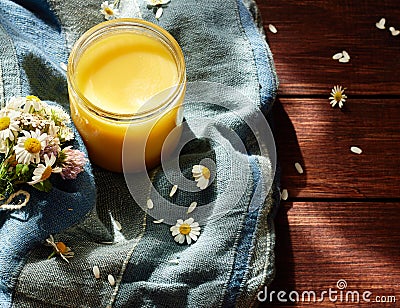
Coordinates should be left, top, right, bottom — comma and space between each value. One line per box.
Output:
67, 19, 186, 172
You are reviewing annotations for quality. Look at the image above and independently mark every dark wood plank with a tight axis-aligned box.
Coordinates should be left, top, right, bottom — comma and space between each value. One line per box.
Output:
257, 0, 400, 96
273, 98, 400, 198
261, 202, 400, 307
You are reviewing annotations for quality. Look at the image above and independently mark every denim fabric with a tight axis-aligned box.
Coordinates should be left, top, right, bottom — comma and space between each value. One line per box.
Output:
0, 0, 279, 307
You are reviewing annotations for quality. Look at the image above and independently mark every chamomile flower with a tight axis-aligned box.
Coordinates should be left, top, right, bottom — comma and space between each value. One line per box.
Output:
14, 129, 47, 164
192, 164, 210, 190
24, 95, 42, 113
0, 110, 20, 141
28, 154, 62, 185
46, 235, 74, 263
58, 126, 74, 142
170, 218, 201, 245
100, 1, 120, 20
329, 85, 347, 108
6, 97, 25, 111
47, 106, 71, 125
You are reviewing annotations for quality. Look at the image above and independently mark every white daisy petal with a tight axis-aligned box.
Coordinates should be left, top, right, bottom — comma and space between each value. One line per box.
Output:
155, 7, 163, 19
186, 235, 192, 245
281, 189, 289, 200
295, 162, 304, 174
93, 266, 100, 279
375, 18, 386, 29
184, 217, 194, 225
60, 62, 67, 72
350, 146, 362, 154
332, 52, 343, 60
147, 199, 154, 209
189, 233, 198, 241
169, 184, 178, 197
196, 177, 209, 190
177, 234, 185, 244
187, 202, 197, 214
171, 229, 180, 236
268, 24, 277, 33
191, 230, 201, 236
108, 274, 115, 286
342, 50, 350, 59
170, 225, 179, 232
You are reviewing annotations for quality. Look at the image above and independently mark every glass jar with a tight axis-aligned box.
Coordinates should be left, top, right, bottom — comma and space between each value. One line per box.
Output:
67, 18, 186, 172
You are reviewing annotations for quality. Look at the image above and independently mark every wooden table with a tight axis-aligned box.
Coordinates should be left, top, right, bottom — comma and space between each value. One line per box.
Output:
256, 1, 400, 306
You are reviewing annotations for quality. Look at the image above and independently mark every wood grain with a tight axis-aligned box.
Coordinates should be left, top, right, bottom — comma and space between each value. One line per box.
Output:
273, 98, 400, 199
262, 202, 400, 307
253, 2, 400, 307
257, 0, 400, 96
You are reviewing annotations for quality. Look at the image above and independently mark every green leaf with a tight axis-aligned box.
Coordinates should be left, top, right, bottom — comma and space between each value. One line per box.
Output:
21, 164, 30, 175
33, 179, 52, 192
15, 164, 24, 175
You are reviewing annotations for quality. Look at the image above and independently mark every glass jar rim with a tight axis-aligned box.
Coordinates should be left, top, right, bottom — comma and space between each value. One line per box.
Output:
67, 18, 186, 122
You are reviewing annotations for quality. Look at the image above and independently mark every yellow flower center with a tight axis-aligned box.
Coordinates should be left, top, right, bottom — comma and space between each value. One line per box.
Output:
56, 242, 68, 254
179, 223, 191, 235
41, 166, 53, 181
26, 95, 40, 102
105, 7, 114, 15
334, 92, 343, 102
24, 137, 42, 153
0, 117, 10, 131
202, 167, 210, 179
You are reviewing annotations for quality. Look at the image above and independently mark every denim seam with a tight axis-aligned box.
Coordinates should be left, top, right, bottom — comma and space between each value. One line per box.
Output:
107, 213, 148, 308
221, 1, 279, 305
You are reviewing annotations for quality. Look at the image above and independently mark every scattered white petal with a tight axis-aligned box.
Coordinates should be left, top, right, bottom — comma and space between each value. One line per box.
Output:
342, 50, 350, 59
338, 57, 349, 63
108, 274, 115, 286
294, 162, 304, 174
268, 24, 277, 33
169, 184, 178, 197
147, 198, 154, 209
376, 18, 386, 29
60, 62, 67, 72
187, 202, 197, 214
155, 7, 163, 19
114, 220, 122, 231
93, 266, 100, 279
153, 219, 164, 224
168, 259, 180, 265
332, 52, 343, 60
390, 27, 400, 36
280, 189, 288, 201
350, 146, 362, 154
